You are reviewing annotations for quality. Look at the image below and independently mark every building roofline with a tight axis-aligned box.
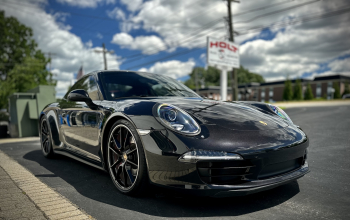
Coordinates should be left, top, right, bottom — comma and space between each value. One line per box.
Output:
197, 74, 349, 92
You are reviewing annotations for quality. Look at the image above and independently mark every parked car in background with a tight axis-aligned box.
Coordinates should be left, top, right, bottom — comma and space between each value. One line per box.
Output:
342, 94, 350, 99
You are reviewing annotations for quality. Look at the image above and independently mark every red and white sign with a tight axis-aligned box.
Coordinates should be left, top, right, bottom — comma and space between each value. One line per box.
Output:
207, 37, 240, 68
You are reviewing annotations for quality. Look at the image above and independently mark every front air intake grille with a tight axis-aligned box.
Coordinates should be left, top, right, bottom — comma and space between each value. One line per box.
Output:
258, 157, 303, 180
197, 160, 255, 185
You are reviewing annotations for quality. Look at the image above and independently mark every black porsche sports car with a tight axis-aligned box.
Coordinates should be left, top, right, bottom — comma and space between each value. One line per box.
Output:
39, 70, 309, 197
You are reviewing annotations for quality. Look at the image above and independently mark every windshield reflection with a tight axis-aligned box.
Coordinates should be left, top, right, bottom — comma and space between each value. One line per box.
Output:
99, 71, 199, 100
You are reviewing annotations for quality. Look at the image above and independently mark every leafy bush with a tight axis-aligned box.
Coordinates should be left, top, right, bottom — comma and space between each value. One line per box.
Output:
0, 112, 9, 121
283, 79, 293, 101
304, 83, 314, 100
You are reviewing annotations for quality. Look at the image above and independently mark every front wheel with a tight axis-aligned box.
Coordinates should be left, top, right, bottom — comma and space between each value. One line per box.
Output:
40, 117, 54, 158
107, 119, 148, 196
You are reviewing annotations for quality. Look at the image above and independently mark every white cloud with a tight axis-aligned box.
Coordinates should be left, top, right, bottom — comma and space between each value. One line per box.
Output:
107, 7, 126, 20
125, 0, 349, 81
313, 57, 350, 78
120, 0, 143, 12
111, 33, 133, 46
56, 0, 115, 8
139, 59, 195, 79
239, 8, 350, 80
3, 0, 349, 90
199, 53, 206, 64
111, 33, 166, 55
96, 33, 103, 39
85, 40, 93, 48
129, 0, 228, 48
56, 81, 72, 97
0, 1, 120, 98
328, 57, 350, 73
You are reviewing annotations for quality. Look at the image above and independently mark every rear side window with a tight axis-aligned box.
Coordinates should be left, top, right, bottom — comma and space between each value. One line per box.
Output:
63, 75, 100, 100
86, 76, 99, 100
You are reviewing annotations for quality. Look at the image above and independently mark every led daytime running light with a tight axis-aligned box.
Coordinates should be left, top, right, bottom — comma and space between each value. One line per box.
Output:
178, 150, 243, 163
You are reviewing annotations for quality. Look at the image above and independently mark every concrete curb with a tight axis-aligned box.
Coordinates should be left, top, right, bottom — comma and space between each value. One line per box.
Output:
0, 137, 40, 144
274, 100, 350, 108
0, 150, 94, 220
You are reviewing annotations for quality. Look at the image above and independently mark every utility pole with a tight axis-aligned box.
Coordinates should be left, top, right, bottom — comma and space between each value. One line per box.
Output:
227, 0, 239, 101
94, 43, 114, 70
195, 68, 199, 94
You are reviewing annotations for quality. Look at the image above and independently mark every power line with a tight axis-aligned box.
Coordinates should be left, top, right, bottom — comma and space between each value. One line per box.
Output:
3, 0, 345, 73
237, 6, 350, 35
55, 0, 210, 49
234, 0, 320, 24
114, 0, 318, 65
0, 0, 223, 51
0, 0, 297, 60
124, 6, 350, 71
116, 0, 298, 62
125, 44, 205, 71
1, 0, 219, 29
124, 35, 227, 70
120, 26, 225, 65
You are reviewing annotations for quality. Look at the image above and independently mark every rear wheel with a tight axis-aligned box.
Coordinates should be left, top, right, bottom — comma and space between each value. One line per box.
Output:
107, 119, 148, 195
40, 117, 54, 158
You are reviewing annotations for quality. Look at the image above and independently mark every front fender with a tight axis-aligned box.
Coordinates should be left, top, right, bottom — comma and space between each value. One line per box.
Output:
40, 107, 62, 148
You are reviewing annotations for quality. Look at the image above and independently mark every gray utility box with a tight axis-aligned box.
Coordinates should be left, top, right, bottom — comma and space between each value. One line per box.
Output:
8, 85, 56, 138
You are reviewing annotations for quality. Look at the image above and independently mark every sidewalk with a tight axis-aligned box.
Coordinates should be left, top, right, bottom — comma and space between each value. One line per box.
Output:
274, 100, 350, 108
0, 142, 93, 220
0, 166, 46, 220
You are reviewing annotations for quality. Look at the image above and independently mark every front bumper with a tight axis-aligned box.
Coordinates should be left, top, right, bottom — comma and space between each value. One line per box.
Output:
210, 162, 309, 197
139, 125, 309, 197
152, 162, 309, 197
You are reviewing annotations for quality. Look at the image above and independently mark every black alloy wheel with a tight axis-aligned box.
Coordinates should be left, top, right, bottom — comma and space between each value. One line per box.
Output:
107, 120, 148, 195
40, 117, 54, 158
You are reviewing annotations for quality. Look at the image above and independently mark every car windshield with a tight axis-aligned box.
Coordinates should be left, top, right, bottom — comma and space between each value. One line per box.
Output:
99, 71, 199, 100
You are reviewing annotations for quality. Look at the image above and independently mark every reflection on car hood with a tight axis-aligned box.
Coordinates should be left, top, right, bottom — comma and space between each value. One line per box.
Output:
155, 97, 289, 131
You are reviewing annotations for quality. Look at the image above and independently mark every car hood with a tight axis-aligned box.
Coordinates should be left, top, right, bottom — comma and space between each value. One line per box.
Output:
155, 97, 289, 131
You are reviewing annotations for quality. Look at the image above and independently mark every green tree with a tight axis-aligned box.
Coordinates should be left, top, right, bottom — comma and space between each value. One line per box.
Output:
233, 65, 265, 84
333, 82, 341, 99
283, 78, 293, 101
304, 83, 314, 100
184, 65, 264, 89
343, 82, 350, 96
0, 11, 55, 109
293, 79, 303, 100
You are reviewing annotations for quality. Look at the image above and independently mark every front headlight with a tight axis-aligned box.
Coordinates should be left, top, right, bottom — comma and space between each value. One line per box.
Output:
155, 104, 201, 135
269, 104, 293, 124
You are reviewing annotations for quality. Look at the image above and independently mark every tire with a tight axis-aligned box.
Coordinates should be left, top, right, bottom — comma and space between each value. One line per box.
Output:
40, 116, 54, 158
106, 119, 148, 196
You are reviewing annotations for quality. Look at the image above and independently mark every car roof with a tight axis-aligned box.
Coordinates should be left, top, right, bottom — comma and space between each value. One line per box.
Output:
87, 70, 147, 77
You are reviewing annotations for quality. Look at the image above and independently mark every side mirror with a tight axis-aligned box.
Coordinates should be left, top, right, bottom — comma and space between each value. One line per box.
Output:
67, 89, 92, 104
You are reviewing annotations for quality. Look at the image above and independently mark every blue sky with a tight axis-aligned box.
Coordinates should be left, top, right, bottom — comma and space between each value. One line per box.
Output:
1, 0, 349, 97
46, 0, 207, 71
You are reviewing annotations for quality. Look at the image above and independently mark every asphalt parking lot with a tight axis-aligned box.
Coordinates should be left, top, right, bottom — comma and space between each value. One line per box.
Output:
0, 105, 349, 220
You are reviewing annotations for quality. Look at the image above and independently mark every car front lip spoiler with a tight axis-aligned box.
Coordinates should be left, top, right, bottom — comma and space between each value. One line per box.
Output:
211, 162, 310, 197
